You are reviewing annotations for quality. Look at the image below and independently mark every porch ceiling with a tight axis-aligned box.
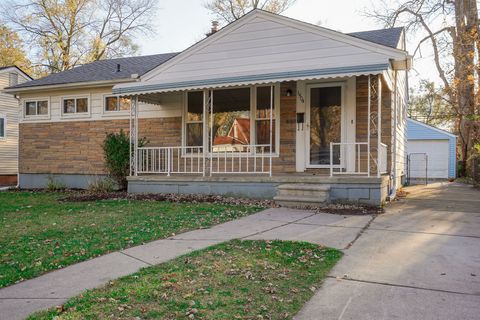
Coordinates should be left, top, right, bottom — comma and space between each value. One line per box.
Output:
113, 63, 390, 97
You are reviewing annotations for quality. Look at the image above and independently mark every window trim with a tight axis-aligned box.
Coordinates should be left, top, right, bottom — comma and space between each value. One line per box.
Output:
61, 95, 91, 118
102, 94, 131, 116
182, 84, 280, 157
0, 113, 6, 140
23, 98, 50, 120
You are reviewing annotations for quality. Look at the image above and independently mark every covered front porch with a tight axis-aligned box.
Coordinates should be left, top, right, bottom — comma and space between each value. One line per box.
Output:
115, 71, 392, 205
124, 74, 389, 180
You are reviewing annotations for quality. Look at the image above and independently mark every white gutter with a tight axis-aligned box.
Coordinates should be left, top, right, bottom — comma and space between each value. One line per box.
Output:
4, 78, 136, 94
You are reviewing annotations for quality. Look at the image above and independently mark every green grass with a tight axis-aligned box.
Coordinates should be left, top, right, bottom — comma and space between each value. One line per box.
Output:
29, 240, 342, 320
0, 191, 262, 288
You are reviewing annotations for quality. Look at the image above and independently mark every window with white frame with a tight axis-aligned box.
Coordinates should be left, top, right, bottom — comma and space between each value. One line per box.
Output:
63, 97, 88, 114
105, 96, 131, 112
184, 85, 278, 153
24, 100, 48, 116
0, 114, 5, 139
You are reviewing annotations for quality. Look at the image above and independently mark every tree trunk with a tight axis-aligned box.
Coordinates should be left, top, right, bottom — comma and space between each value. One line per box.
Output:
454, 0, 477, 177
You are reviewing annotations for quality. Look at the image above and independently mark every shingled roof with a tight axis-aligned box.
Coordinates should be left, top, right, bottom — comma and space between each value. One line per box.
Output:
348, 27, 404, 49
7, 26, 403, 90
9, 53, 178, 89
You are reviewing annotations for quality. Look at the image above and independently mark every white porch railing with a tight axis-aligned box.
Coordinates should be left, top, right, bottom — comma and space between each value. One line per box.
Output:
210, 144, 272, 176
136, 144, 272, 176
137, 146, 205, 176
330, 142, 370, 176
379, 142, 388, 174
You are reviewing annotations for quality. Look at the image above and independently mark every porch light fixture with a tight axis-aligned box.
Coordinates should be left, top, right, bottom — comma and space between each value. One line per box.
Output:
286, 89, 293, 96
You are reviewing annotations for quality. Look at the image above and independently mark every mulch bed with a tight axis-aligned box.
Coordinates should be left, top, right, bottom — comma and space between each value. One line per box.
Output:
59, 191, 276, 208
58, 191, 382, 215
12, 188, 383, 215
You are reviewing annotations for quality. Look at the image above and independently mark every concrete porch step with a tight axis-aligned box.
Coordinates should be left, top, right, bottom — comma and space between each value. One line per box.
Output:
274, 183, 330, 207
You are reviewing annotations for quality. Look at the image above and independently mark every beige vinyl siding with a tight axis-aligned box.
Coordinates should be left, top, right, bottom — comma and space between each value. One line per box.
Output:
0, 71, 29, 175
393, 69, 408, 188
19, 86, 183, 123
144, 15, 401, 84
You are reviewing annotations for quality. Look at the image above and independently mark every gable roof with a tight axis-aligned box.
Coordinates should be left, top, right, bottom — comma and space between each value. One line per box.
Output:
6, 9, 408, 94
7, 53, 178, 90
407, 118, 457, 139
348, 27, 404, 49
114, 10, 408, 95
0, 65, 33, 80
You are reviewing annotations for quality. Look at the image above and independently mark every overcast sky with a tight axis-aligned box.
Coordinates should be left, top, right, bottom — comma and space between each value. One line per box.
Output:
137, 0, 438, 89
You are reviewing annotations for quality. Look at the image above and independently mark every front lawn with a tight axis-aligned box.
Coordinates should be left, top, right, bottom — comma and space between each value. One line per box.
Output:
29, 240, 342, 320
0, 191, 262, 288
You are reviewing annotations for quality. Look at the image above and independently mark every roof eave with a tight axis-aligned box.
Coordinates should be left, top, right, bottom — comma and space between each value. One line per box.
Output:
4, 78, 136, 94
113, 63, 390, 96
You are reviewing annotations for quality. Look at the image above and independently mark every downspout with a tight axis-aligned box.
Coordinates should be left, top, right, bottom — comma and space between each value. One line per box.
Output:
391, 70, 398, 200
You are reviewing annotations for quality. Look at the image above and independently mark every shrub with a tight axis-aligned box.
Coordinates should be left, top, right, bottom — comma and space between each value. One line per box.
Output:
88, 177, 116, 193
46, 176, 66, 191
103, 130, 147, 190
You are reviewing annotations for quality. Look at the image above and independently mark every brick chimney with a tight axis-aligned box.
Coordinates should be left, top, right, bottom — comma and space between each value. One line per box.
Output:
206, 21, 219, 37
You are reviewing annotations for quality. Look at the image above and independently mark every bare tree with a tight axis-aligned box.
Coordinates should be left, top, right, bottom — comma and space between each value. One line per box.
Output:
1, 0, 157, 73
204, 0, 296, 23
367, 0, 479, 177
408, 80, 455, 128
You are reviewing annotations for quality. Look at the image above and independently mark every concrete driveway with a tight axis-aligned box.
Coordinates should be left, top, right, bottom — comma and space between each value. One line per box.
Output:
296, 182, 480, 320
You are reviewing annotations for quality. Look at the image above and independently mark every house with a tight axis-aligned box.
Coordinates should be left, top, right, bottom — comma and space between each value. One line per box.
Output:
407, 118, 456, 181
0, 66, 32, 186
5, 10, 411, 204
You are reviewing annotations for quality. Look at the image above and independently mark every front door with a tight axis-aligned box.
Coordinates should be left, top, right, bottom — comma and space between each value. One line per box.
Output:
306, 84, 343, 168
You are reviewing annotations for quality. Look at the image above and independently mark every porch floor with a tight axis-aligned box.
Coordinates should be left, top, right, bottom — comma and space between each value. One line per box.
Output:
128, 173, 386, 184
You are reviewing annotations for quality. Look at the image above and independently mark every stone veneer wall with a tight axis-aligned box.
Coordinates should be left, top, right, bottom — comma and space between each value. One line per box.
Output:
19, 118, 182, 175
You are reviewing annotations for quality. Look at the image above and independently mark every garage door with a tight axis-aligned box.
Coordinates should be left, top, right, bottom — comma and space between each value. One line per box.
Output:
407, 140, 449, 178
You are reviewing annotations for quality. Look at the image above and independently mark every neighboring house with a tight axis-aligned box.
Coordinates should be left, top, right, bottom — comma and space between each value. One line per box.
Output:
0, 66, 32, 186
5, 10, 411, 205
407, 118, 456, 180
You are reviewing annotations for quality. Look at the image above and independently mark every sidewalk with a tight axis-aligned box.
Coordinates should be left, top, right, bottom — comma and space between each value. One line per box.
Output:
0, 207, 371, 320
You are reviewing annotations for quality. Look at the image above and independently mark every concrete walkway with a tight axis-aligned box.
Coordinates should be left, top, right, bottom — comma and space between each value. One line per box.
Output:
295, 182, 480, 320
0, 207, 371, 320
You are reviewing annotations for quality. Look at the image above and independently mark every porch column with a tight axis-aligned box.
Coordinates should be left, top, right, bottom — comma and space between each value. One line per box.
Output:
129, 96, 138, 176
367, 76, 371, 177
129, 95, 133, 177
377, 75, 382, 178
269, 85, 273, 177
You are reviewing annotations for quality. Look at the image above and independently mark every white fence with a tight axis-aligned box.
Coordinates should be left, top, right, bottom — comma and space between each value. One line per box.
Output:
136, 144, 272, 176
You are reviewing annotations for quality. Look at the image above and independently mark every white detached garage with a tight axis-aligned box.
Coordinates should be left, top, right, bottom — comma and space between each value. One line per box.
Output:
406, 118, 456, 180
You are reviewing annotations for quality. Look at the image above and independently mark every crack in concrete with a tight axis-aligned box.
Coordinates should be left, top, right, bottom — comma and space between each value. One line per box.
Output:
366, 227, 480, 239
327, 276, 480, 297
343, 215, 377, 250
240, 212, 320, 240
118, 251, 153, 266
